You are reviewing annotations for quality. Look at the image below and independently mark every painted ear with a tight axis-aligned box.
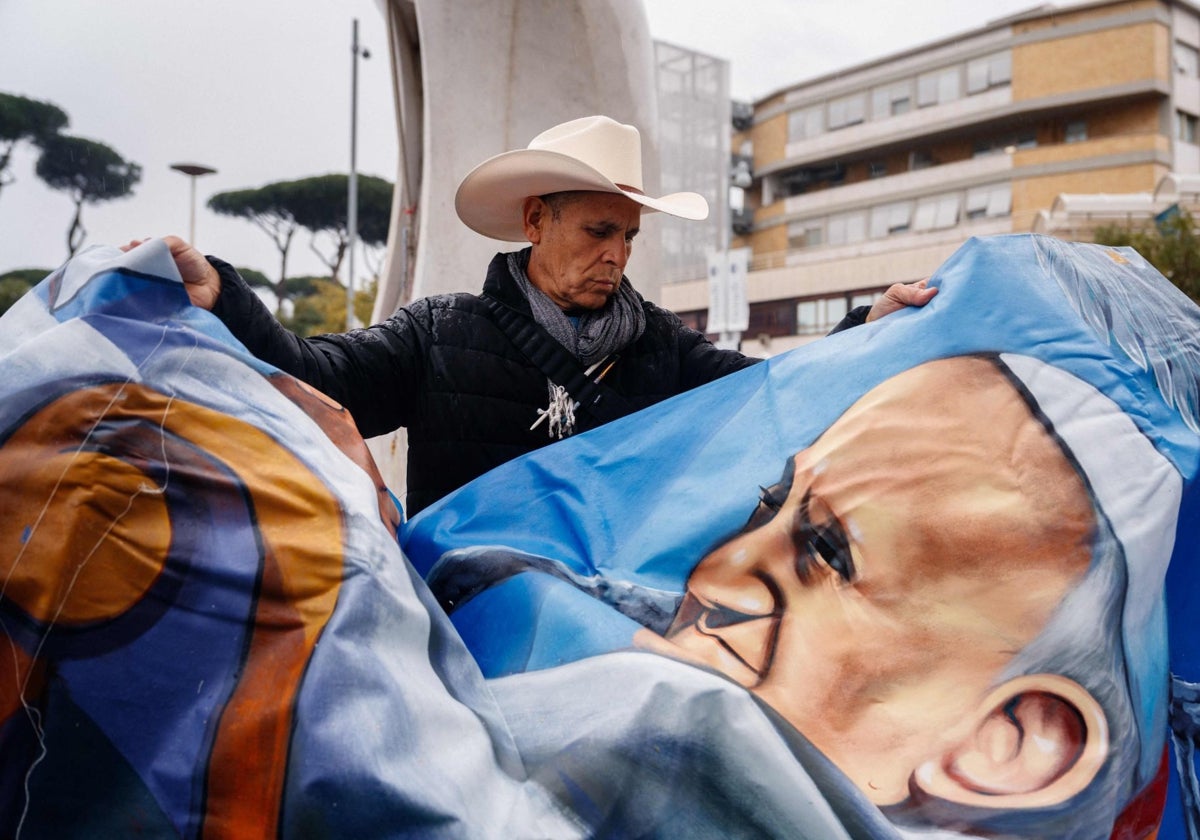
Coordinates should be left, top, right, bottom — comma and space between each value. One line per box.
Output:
912, 674, 1109, 810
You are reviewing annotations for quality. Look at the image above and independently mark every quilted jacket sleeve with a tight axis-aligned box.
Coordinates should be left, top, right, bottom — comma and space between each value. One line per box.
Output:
654, 306, 760, 392
208, 257, 425, 438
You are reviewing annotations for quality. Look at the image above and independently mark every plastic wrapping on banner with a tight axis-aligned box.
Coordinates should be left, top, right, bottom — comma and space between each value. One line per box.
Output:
2, 234, 1199, 838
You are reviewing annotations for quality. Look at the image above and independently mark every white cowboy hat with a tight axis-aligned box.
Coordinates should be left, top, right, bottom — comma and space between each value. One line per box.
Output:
454, 115, 709, 242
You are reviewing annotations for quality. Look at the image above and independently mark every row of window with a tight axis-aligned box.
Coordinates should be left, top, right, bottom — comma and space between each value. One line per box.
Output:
684, 291, 890, 339
776, 127, 1041, 200
787, 183, 1013, 250
781, 40, 1198, 144
788, 51, 1012, 141
796, 292, 883, 335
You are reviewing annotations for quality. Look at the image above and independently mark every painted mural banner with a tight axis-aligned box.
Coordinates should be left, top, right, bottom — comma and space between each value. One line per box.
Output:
1, 234, 1199, 838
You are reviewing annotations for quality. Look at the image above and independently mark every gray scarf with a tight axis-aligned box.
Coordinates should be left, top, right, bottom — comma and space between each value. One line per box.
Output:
507, 249, 645, 367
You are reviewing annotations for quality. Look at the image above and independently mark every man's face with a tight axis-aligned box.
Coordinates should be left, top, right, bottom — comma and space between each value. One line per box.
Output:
525, 191, 641, 311
644, 357, 1095, 804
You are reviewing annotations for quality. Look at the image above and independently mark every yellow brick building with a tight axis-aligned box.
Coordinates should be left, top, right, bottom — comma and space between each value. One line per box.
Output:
661, 0, 1200, 355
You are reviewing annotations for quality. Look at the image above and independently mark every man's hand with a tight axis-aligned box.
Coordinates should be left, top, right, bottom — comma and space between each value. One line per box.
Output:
865, 278, 938, 323
121, 235, 221, 311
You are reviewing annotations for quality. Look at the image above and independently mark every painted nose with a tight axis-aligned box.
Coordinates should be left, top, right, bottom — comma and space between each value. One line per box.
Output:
686, 527, 796, 618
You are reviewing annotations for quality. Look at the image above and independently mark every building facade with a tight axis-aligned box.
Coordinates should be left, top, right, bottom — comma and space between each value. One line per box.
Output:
660, 0, 1200, 356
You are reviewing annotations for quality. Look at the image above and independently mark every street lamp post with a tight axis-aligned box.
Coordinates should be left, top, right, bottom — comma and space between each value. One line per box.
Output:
170, 163, 217, 246
347, 19, 370, 329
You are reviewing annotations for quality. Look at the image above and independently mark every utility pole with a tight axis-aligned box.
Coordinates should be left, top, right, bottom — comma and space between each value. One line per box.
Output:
347, 18, 369, 328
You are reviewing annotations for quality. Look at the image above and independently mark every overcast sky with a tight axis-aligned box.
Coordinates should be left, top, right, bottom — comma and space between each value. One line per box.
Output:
0, 0, 1054, 280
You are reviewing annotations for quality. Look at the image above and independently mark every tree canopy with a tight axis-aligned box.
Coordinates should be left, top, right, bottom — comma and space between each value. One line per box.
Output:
0, 268, 49, 315
287, 276, 349, 337
283, 275, 379, 336
35, 135, 141, 257
287, 173, 393, 281
234, 266, 272, 289
0, 92, 68, 198
209, 183, 300, 257
209, 183, 301, 316
208, 174, 393, 315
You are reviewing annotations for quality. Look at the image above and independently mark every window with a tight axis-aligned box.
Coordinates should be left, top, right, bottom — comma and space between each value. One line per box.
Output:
965, 184, 1012, 219
796, 296, 850, 335
909, 149, 935, 170
678, 310, 705, 332
912, 193, 961, 231
869, 201, 913, 238
917, 67, 960, 107
820, 164, 847, 186
973, 131, 1037, 157
973, 138, 1001, 157
966, 60, 988, 94
871, 81, 912, 119
796, 300, 820, 334
827, 211, 867, 246
828, 93, 866, 129
990, 52, 1013, 86
1179, 111, 1199, 145
851, 292, 881, 309
825, 295, 848, 325
917, 73, 937, 106
748, 300, 797, 337
1065, 120, 1088, 143
1176, 42, 1200, 77
934, 193, 960, 228
937, 68, 961, 103
868, 160, 888, 178
966, 52, 1012, 93
787, 221, 824, 250
913, 199, 937, 231
780, 170, 810, 197
788, 105, 824, 141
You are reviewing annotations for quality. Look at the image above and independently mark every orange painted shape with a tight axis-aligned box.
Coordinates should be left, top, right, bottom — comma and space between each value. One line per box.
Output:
0, 387, 171, 626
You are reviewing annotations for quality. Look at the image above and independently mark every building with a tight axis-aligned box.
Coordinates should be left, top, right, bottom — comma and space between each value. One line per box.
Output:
659, 0, 1200, 356
655, 41, 733, 285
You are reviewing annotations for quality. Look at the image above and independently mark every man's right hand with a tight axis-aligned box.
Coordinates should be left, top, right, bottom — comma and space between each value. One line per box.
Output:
121, 235, 221, 311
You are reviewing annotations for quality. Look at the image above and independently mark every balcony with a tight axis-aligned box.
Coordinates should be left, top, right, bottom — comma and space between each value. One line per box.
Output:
781, 153, 1014, 220
775, 87, 1012, 172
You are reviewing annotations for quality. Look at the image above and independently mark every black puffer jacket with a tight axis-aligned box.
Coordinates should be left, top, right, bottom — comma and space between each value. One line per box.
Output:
210, 252, 760, 514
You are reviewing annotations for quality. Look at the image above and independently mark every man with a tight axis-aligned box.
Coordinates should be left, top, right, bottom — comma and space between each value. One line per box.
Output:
149, 115, 935, 514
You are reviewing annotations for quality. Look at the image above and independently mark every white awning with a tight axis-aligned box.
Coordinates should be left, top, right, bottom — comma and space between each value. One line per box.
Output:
1048, 193, 1155, 216
1154, 173, 1200, 202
